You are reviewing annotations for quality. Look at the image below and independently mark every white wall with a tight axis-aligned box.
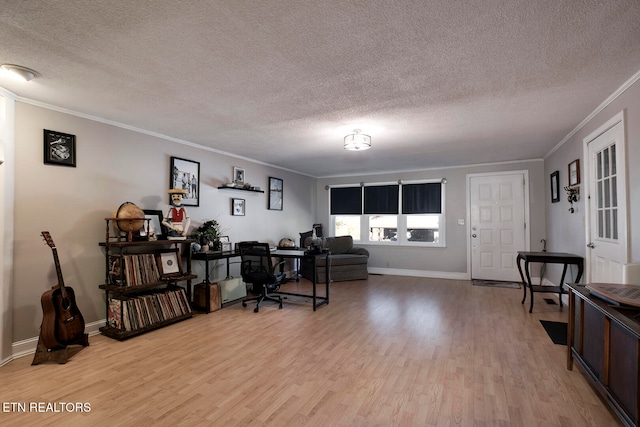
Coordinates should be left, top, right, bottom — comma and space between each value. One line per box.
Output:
10, 102, 316, 343
0, 92, 16, 363
315, 160, 546, 278
544, 73, 640, 282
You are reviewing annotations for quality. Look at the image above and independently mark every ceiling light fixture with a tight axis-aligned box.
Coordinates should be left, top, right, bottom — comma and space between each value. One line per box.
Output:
344, 129, 371, 151
0, 64, 39, 82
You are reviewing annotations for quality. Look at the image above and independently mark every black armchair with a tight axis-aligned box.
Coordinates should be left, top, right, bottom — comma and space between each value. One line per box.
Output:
239, 242, 286, 312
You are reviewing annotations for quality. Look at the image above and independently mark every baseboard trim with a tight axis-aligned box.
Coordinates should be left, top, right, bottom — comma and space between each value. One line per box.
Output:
5, 320, 104, 365
368, 267, 468, 280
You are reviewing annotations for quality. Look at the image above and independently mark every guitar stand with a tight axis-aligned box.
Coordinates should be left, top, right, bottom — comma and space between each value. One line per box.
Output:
31, 333, 89, 365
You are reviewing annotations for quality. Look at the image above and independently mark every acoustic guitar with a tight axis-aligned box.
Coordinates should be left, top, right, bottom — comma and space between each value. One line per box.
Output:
39, 231, 85, 349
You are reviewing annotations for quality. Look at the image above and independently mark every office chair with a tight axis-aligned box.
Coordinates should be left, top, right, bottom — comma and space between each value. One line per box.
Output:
239, 242, 286, 312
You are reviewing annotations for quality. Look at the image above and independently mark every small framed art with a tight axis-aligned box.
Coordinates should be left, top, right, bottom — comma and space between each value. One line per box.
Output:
157, 250, 183, 278
232, 198, 245, 216
550, 171, 560, 203
43, 129, 76, 167
140, 209, 166, 240
170, 156, 200, 206
233, 167, 245, 185
219, 235, 232, 252
268, 177, 283, 210
568, 159, 580, 186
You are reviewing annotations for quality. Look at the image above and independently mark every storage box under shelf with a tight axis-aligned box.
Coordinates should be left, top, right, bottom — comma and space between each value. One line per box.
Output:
194, 282, 221, 313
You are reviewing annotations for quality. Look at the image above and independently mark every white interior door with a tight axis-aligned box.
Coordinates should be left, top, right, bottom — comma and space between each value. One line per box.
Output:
469, 173, 527, 281
585, 113, 628, 283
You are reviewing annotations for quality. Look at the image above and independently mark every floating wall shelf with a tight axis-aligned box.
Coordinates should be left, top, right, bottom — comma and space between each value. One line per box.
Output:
217, 186, 264, 193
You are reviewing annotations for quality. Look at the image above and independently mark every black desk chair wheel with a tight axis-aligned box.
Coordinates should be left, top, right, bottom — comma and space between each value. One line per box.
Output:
239, 242, 286, 313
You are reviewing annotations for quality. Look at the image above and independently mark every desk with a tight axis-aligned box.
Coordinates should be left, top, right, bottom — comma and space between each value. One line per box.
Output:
271, 249, 330, 311
516, 251, 584, 313
192, 250, 238, 284
192, 249, 330, 311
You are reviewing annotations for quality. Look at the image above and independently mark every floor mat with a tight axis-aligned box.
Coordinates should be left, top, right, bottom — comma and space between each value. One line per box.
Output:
540, 320, 567, 345
472, 279, 520, 289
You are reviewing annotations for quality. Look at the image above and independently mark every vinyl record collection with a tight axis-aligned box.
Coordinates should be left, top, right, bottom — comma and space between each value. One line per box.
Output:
109, 254, 161, 286
108, 288, 190, 331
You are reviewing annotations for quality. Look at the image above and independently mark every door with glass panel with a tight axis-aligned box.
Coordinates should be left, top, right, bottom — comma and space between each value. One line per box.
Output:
585, 116, 628, 283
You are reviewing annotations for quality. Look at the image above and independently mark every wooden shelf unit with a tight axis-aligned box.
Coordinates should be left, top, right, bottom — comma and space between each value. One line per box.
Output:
98, 239, 195, 340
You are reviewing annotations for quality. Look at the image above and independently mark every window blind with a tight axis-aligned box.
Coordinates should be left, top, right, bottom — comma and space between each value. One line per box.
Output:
402, 183, 441, 214
364, 185, 399, 214
330, 187, 362, 214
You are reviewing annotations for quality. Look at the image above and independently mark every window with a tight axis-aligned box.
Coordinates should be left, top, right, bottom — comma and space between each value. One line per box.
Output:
335, 215, 361, 240
329, 180, 444, 247
331, 186, 362, 240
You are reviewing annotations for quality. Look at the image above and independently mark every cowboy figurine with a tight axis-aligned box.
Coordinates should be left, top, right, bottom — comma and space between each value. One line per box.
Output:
162, 188, 191, 240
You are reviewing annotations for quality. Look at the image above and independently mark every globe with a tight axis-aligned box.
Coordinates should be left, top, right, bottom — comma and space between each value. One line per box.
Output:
113, 202, 145, 233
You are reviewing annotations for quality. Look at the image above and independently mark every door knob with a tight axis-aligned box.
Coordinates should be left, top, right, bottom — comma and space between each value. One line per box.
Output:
586, 242, 595, 248
472, 234, 477, 238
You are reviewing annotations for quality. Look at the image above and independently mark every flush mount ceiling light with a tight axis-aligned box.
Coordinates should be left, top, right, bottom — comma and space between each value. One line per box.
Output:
343, 129, 371, 151
0, 64, 39, 82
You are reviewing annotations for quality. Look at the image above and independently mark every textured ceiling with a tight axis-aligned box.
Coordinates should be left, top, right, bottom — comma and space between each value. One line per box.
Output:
1, 1, 640, 177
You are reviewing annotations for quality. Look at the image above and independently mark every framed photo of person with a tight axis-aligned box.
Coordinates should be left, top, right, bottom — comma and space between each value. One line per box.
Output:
170, 156, 200, 206
43, 129, 76, 167
268, 177, 283, 210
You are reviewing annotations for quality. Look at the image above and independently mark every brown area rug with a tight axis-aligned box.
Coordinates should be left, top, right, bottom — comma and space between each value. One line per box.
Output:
472, 279, 521, 289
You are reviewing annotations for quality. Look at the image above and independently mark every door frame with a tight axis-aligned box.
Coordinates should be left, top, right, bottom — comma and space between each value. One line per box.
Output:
466, 170, 530, 280
582, 110, 629, 283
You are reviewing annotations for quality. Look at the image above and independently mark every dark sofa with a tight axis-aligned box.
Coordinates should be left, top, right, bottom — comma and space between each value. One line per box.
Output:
300, 235, 369, 283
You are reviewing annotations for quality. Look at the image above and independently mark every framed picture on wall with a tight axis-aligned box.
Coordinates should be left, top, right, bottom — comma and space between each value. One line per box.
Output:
170, 156, 200, 206
268, 177, 283, 210
233, 167, 245, 185
550, 171, 560, 203
568, 159, 580, 186
43, 129, 76, 167
232, 198, 245, 216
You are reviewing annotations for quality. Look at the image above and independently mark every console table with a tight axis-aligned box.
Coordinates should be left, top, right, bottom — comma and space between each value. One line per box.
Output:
192, 250, 239, 284
567, 283, 640, 427
516, 251, 584, 312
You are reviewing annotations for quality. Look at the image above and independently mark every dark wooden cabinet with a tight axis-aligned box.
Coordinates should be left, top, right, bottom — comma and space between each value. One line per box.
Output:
567, 283, 640, 427
98, 239, 197, 340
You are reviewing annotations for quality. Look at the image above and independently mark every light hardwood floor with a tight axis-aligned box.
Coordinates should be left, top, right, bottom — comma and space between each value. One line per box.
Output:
0, 275, 621, 426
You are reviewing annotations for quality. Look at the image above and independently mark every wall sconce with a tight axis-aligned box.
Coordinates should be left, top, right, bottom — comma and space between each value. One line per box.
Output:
564, 186, 579, 213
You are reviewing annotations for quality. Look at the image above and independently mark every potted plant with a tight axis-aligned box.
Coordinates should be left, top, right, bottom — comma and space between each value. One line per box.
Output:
190, 220, 222, 251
